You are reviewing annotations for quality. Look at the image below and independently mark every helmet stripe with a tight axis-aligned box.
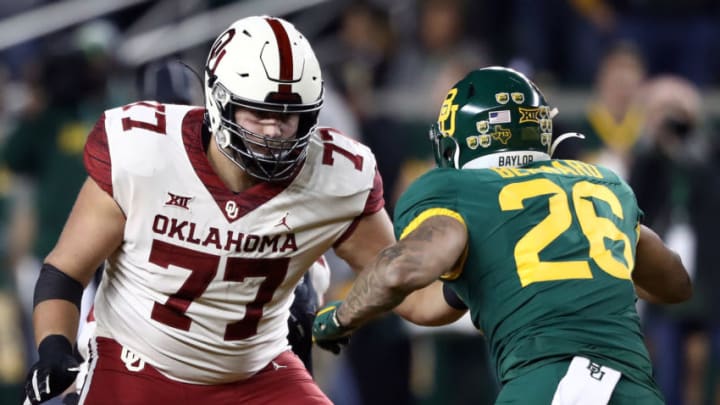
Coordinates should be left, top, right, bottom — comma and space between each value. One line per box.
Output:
265, 18, 293, 93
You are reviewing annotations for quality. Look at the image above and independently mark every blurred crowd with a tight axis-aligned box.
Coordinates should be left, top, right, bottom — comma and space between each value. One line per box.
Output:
0, 0, 719, 404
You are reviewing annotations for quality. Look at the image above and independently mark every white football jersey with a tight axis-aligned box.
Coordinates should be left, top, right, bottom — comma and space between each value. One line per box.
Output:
83, 102, 383, 384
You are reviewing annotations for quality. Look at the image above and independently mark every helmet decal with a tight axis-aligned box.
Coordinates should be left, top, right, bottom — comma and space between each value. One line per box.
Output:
264, 17, 295, 99
539, 106, 550, 118
491, 126, 512, 145
511, 92, 525, 104
540, 118, 553, 133
495, 92, 509, 104
518, 107, 541, 124
438, 88, 460, 136
488, 110, 511, 124
266, 18, 294, 81
207, 29, 236, 78
476, 120, 489, 134
541, 133, 552, 146
479, 134, 492, 148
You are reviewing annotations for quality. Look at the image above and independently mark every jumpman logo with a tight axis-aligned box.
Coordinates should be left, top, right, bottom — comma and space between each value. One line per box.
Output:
274, 212, 292, 231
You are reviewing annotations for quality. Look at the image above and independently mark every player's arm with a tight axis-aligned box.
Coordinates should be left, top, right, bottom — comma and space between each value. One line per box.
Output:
335, 215, 467, 329
333, 208, 396, 272
394, 280, 467, 326
26, 177, 124, 404
632, 224, 691, 304
33, 177, 125, 345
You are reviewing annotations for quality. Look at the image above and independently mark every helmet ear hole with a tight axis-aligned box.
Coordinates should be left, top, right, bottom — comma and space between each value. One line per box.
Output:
430, 123, 460, 168
439, 136, 460, 168
443, 145, 455, 160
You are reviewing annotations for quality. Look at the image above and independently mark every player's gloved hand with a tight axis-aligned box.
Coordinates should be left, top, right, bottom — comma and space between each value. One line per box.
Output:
25, 335, 80, 404
312, 300, 352, 354
288, 273, 319, 372
62, 393, 80, 405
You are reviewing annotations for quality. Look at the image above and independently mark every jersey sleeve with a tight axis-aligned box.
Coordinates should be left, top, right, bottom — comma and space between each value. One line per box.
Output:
394, 169, 468, 280
598, 165, 643, 224
83, 112, 113, 195
332, 166, 386, 248
393, 169, 466, 239
363, 167, 385, 214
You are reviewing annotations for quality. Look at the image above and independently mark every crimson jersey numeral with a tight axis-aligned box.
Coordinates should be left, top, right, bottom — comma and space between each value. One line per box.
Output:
149, 240, 218, 330
223, 257, 289, 340
148, 239, 289, 341
319, 128, 364, 171
121, 101, 167, 135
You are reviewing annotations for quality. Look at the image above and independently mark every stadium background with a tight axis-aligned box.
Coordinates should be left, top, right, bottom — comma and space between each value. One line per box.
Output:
0, 0, 718, 404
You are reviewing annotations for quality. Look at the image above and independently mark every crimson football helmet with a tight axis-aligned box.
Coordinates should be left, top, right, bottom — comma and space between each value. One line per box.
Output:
204, 16, 323, 181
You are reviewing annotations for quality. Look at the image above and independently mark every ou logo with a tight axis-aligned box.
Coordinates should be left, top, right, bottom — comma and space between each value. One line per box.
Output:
225, 200, 239, 219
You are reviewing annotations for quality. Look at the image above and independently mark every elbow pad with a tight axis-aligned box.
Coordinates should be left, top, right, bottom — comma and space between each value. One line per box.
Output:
33, 263, 84, 312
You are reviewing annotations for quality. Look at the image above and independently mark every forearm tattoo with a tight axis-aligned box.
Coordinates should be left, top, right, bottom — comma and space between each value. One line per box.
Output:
339, 244, 409, 328
339, 219, 450, 328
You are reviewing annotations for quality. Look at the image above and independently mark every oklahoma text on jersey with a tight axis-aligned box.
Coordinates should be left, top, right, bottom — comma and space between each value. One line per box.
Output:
151, 214, 299, 253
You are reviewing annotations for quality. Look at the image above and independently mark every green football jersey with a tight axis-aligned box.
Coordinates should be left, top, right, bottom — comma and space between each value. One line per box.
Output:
394, 159, 658, 393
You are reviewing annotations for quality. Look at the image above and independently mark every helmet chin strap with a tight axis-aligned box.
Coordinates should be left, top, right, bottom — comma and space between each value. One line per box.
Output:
452, 142, 460, 169
550, 132, 586, 157
545, 106, 586, 157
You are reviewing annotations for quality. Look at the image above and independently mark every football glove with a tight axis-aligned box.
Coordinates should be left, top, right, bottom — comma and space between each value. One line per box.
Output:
25, 335, 80, 404
288, 273, 318, 372
312, 300, 352, 354
62, 393, 80, 405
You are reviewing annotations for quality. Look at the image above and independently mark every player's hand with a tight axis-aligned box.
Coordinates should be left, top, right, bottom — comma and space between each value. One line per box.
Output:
288, 273, 318, 370
25, 335, 80, 404
312, 300, 352, 354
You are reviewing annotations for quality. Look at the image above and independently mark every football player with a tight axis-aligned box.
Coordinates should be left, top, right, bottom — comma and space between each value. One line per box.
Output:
25, 15, 395, 404
313, 67, 692, 404
137, 58, 335, 370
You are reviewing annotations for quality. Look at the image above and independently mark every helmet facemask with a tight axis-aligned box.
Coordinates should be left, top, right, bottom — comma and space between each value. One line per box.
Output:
211, 83, 319, 182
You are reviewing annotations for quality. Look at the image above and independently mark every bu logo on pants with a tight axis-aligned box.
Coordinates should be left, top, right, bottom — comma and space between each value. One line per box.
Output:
587, 361, 605, 381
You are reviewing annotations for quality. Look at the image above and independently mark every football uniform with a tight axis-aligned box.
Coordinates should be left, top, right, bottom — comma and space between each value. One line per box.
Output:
393, 159, 662, 400
82, 101, 383, 384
